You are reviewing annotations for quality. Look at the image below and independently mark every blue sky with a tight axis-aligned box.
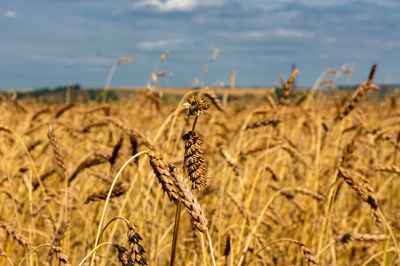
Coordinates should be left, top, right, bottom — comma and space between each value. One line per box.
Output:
1, 0, 399, 89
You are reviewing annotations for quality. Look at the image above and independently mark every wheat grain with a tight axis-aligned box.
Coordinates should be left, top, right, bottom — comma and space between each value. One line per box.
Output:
183, 131, 207, 190
279, 68, 299, 106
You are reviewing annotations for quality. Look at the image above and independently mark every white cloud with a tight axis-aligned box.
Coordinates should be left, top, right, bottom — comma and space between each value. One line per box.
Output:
137, 39, 191, 50
133, 0, 197, 12
354, 14, 369, 21
323, 36, 336, 44
131, 0, 223, 12
4, 11, 17, 18
274, 29, 315, 38
219, 29, 315, 39
31, 54, 45, 60
277, 11, 301, 20
386, 42, 400, 50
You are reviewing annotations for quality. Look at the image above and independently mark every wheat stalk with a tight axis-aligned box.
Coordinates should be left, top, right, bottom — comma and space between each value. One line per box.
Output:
279, 68, 299, 106
337, 64, 379, 120
337, 233, 388, 243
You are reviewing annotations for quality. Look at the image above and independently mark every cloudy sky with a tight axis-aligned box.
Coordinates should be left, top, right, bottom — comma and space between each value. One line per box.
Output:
1, 0, 399, 89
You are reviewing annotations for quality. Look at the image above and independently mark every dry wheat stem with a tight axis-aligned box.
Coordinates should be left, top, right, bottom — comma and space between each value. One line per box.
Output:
360, 247, 397, 266
17, 244, 71, 266
79, 242, 115, 266
237, 187, 302, 265
337, 233, 388, 243
90, 151, 148, 266
0, 250, 14, 266
250, 238, 318, 265
98, 217, 130, 243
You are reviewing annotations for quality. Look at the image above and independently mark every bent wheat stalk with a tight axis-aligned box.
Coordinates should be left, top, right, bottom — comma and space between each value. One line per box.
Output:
90, 151, 148, 266
102, 57, 133, 103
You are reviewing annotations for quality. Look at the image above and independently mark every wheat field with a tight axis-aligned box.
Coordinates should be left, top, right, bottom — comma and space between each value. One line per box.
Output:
1, 66, 400, 265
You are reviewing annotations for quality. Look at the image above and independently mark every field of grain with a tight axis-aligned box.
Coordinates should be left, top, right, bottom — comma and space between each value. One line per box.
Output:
1, 66, 400, 266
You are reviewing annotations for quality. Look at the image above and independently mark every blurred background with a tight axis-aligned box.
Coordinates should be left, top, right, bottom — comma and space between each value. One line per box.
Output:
1, 0, 399, 89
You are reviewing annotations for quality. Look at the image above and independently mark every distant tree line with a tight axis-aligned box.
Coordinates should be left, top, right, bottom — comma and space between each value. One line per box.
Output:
19, 84, 81, 98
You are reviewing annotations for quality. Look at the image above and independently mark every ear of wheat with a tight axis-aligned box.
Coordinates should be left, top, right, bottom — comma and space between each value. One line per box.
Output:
47, 125, 67, 175
337, 64, 379, 120
147, 152, 208, 233
183, 131, 207, 190
279, 68, 299, 106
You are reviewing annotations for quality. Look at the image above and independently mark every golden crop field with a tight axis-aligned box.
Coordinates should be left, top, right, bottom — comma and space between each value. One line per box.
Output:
1, 65, 400, 266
